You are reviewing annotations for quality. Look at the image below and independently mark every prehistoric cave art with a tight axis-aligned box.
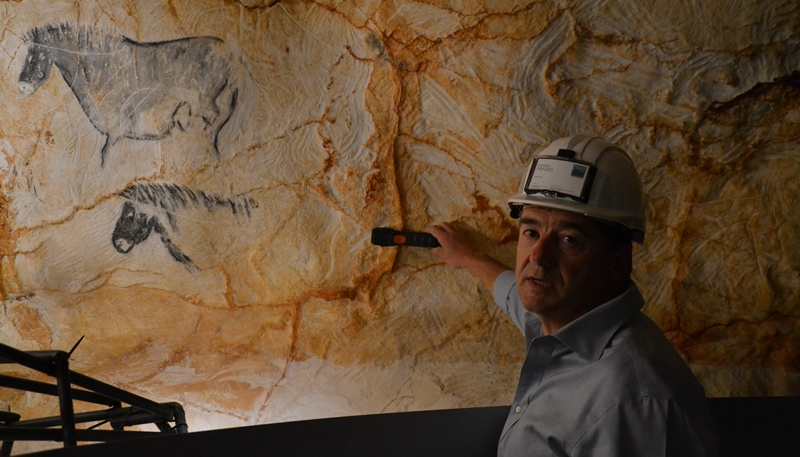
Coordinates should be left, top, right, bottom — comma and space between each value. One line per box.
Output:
17, 22, 252, 166
16, 22, 259, 271
112, 183, 259, 271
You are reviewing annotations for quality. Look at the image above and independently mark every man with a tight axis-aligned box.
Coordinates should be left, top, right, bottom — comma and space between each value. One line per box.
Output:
425, 136, 719, 456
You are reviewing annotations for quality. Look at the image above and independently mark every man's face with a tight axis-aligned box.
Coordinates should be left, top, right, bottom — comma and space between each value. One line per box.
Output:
515, 206, 628, 334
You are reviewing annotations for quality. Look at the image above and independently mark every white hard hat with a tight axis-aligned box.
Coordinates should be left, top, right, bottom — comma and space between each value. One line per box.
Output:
508, 136, 645, 244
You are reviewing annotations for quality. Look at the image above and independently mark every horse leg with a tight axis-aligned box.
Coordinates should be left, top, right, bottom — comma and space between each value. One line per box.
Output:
100, 133, 111, 168
152, 220, 200, 272
172, 101, 192, 132
101, 133, 127, 167
209, 88, 239, 160
198, 116, 221, 160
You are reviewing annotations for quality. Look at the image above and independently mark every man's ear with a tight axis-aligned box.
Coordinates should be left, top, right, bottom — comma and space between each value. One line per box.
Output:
609, 242, 633, 284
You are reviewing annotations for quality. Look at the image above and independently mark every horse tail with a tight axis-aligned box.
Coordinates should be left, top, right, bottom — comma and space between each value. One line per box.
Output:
216, 44, 255, 158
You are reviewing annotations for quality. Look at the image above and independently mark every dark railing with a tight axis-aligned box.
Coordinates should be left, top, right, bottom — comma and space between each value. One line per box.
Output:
0, 341, 187, 455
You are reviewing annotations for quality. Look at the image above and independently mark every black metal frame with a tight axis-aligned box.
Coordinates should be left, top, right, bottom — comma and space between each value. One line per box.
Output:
0, 341, 187, 455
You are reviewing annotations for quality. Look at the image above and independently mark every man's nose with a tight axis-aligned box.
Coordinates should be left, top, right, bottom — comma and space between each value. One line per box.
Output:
528, 235, 557, 267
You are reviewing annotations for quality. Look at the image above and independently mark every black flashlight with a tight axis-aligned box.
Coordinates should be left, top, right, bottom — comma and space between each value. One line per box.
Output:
371, 228, 441, 248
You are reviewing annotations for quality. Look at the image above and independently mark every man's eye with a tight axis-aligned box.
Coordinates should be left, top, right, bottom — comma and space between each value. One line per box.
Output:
562, 236, 578, 244
523, 229, 538, 238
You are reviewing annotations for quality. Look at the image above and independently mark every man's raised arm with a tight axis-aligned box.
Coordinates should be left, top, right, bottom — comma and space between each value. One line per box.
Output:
424, 222, 509, 293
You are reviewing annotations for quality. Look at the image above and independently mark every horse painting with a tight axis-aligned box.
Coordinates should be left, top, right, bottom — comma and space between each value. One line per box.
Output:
18, 23, 253, 167
112, 182, 259, 271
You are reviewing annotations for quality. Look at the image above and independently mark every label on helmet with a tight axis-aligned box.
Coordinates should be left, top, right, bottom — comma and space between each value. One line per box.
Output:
524, 157, 596, 203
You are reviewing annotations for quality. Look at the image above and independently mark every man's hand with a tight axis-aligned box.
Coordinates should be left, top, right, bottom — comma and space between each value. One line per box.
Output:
424, 222, 509, 292
424, 222, 483, 269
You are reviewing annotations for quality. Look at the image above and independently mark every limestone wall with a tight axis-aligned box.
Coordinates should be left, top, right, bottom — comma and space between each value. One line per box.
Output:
0, 0, 798, 451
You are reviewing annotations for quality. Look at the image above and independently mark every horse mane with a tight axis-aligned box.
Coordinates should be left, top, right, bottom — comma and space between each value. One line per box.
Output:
24, 22, 124, 53
120, 182, 259, 220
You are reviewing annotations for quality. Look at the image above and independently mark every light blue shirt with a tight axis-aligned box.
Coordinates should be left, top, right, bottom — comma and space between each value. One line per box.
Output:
493, 270, 719, 456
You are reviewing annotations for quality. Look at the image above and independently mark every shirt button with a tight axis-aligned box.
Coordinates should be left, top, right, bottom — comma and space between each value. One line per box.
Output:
515, 406, 522, 413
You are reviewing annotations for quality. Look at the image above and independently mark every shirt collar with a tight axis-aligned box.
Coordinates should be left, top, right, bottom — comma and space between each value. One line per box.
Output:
550, 282, 645, 361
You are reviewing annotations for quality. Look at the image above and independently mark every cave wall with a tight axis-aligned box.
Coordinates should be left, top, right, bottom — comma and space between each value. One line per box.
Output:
0, 0, 799, 452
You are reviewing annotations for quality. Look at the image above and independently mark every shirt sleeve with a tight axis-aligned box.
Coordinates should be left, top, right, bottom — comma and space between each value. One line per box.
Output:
493, 270, 527, 335
568, 397, 718, 457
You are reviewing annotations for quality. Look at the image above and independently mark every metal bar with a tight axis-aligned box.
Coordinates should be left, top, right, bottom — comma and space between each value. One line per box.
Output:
0, 341, 187, 448
0, 343, 173, 419
0, 412, 19, 457
109, 410, 163, 429
0, 413, 20, 424
0, 428, 62, 442
10, 407, 160, 429
0, 343, 56, 376
168, 402, 188, 434
69, 372, 175, 419
0, 374, 120, 407
54, 352, 77, 446
0, 428, 161, 442
0, 350, 63, 364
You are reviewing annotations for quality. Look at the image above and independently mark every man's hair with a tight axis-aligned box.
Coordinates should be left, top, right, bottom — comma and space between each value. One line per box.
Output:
600, 222, 634, 251
598, 221, 634, 283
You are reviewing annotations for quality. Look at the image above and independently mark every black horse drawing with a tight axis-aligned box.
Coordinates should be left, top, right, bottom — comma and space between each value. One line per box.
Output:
18, 23, 253, 166
112, 182, 258, 271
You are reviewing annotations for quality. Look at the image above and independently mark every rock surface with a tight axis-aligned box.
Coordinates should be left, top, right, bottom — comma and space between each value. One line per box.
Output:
0, 0, 798, 452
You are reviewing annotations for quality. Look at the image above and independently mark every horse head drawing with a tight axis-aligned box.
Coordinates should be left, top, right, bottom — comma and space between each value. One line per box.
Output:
112, 182, 259, 271
18, 23, 253, 167
18, 28, 55, 97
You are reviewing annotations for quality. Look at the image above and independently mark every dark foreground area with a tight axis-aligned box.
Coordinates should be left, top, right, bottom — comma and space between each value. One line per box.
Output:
19, 397, 800, 457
